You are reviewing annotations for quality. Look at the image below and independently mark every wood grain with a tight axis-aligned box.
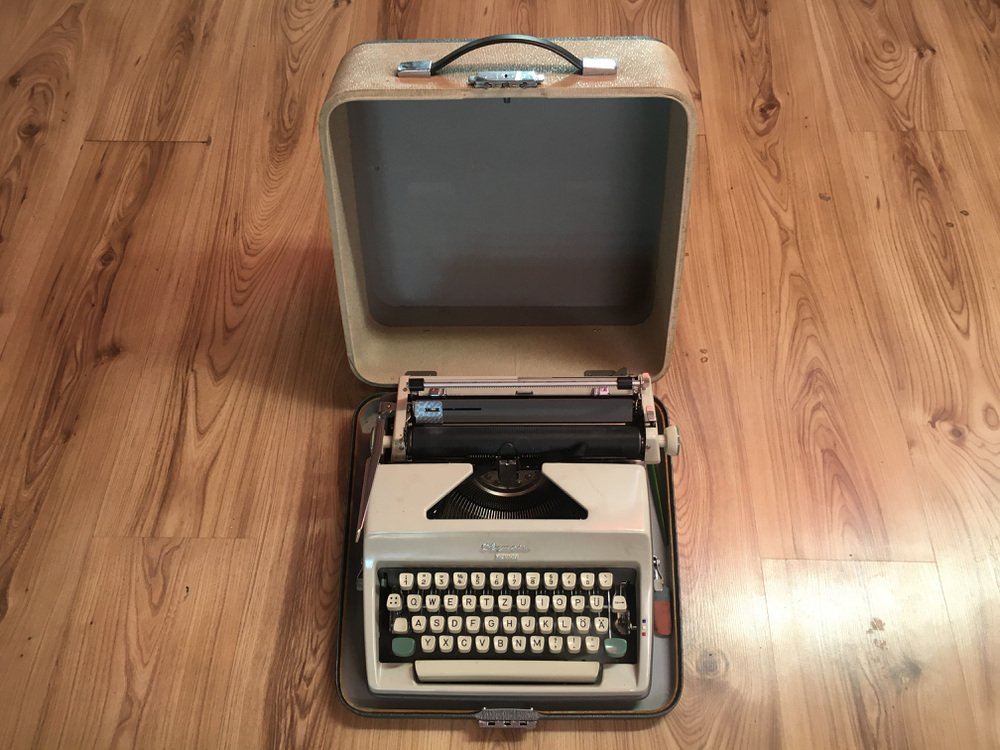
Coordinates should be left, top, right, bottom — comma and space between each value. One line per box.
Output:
763, 559, 978, 748
691, 0, 934, 562
806, 0, 965, 131
0, 141, 216, 746
0, 0, 127, 353
86, 0, 252, 142
654, 138, 784, 749
842, 129, 1000, 747
2, 0, 999, 747
33, 538, 256, 748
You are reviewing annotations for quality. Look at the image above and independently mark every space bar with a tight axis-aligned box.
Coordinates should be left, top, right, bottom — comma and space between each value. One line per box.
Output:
415, 660, 600, 684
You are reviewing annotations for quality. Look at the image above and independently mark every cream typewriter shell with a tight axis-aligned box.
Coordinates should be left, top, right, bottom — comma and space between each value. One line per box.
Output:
362, 462, 654, 697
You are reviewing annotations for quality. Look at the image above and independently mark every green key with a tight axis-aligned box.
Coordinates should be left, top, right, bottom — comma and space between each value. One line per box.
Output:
604, 637, 628, 659
392, 637, 416, 658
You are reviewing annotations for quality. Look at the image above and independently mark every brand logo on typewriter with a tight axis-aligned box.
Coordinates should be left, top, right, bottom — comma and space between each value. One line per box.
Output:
481, 542, 529, 560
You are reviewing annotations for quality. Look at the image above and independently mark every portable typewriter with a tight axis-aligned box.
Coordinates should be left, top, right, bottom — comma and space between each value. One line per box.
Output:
357, 373, 680, 698
320, 35, 695, 723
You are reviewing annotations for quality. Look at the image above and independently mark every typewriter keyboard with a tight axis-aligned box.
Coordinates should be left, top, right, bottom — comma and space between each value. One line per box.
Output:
377, 567, 639, 684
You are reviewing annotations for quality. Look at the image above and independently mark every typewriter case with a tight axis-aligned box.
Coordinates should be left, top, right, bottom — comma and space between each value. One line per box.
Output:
319, 36, 695, 723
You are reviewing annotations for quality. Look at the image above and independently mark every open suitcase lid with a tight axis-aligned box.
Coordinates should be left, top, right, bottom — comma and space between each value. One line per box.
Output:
318, 36, 696, 387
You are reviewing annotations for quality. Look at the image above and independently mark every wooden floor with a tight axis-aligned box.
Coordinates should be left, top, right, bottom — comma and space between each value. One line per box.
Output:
1, 0, 998, 747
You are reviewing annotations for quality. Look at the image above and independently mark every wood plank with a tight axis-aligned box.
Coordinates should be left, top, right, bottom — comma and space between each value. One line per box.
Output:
805, 0, 965, 131
691, 0, 933, 562
0, 0, 128, 354
843, 129, 1000, 746
763, 558, 978, 749
0, 141, 216, 746
32, 538, 255, 748
653, 138, 784, 748
916, 0, 1000, 137
86, 0, 252, 142
89, 0, 364, 539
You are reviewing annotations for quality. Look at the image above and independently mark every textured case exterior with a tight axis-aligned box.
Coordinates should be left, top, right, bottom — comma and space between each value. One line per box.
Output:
319, 37, 696, 386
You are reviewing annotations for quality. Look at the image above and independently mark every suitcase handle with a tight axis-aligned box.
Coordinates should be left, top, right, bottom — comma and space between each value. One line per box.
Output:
396, 34, 617, 78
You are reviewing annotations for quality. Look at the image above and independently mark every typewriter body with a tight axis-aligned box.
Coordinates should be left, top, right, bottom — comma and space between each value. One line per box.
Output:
320, 35, 695, 722
359, 374, 679, 698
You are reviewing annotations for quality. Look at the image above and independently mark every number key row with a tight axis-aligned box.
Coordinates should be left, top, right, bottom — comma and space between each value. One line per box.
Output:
394, 570, 616, 591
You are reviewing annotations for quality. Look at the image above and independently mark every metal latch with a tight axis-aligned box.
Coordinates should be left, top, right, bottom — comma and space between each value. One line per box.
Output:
468, 70, 544, 88
475, 707, 540, 728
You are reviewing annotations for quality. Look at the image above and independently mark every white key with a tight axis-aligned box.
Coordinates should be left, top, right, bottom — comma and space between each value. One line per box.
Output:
490, 572, 505, 589
562, 572, 577, 590
465, 616, 481, 634
414, 660, 600, 685
525, 572, 541, 590
484, 616, 500, 634
571, 595, 586, 613
612, 595, 628, 613
576, 616, 591, 633
535, 594, 550, 613
539, 616, 554, 635
548, 635, 564, 654
516, 595, 532, 612
439, 635, 454, 653
585, 635, 601, 654
507, 572, 522, 590
429, 615, 445, 633
580, 573, 595, 590
462, 594, 477, 613
520, 616, 536, 634
453, 572, 468, 589
598, 572, 614, 590
434, 572, 449, 589
479, 595, 495, 613
543, 572, 559, 590
557, 616, 573, 635
567, 636, 582, 654
502, 616, 518, 634
392, 618, 408, 634
594, 617, 610, 634
406, 594, 422, 612
589, 595, 605, 613
417, 572, 432, 590
457, 635, 472, 653
386, 593, 402, 612
424, 594, 441, 613
493, 635, 508, 654
420, 635, 435, 653
498, 595, 513, 613
411, 615, 426, 633
530, 635, 545, 654
398, 573, 414, 591
448, 615, 463, 634
552, 595, 568, 613
443, 594, 459, 612
475, 635, 491, 653
512, 635, 527, 654
471, 572, 486, 590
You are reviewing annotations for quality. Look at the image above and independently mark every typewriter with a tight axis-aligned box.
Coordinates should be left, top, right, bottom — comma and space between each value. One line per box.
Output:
357, 373, 680, 698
